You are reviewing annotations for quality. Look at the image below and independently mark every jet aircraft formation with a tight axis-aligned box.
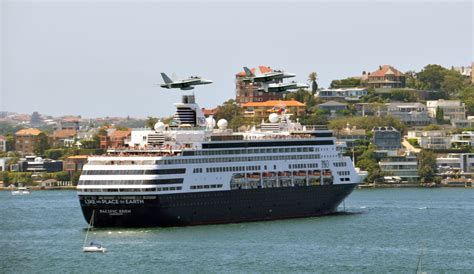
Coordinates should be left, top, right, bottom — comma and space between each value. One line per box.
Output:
159, 66, 308, 93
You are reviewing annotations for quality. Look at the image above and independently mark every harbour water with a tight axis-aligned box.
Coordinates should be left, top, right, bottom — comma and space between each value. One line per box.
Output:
1, 188, 473, 273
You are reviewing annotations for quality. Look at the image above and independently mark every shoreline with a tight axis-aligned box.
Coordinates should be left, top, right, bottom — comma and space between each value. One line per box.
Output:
0, 186, 77, 191
1, 184, 472, 191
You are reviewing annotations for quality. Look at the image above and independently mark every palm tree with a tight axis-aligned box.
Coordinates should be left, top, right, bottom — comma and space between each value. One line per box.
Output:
308, 72, 318, 95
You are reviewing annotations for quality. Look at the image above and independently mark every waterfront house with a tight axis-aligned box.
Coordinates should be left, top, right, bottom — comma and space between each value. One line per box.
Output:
386, 102, 432, 126
450, 116, 474, 128
427, 100, 466, 121
355, 103, 387, 117
372, 127, 402, 151
317, 101, 348, 112
334, 126, 367, 148
436, 153, 474, 177
406, 130, 452, 150
316, 88, 368, 102
379, 154, 419, 182
451, 131, 474, 147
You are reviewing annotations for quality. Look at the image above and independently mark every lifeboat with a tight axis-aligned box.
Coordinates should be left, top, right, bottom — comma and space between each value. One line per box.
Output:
293, 171, 306, 178
323, 170, 332, 177
247, 173, 261, 181
278, 171, 291, 178
263, 172, 275, 178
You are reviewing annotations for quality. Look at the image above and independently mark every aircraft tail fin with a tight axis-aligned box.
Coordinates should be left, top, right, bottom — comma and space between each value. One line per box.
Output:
243, 67, 254, 77
161, 73, 173, 84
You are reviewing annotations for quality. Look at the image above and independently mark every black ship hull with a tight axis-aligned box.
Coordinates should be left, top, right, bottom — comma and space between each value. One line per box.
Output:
78, 184, 357, 227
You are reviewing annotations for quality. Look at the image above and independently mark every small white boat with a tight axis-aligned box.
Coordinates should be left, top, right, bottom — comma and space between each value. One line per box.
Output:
82, 210, 107, 253
11, 187, 31, 195
82, 242, 107, 253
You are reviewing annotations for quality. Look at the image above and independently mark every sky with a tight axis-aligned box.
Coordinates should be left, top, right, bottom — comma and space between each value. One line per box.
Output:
1, 0, 473, 118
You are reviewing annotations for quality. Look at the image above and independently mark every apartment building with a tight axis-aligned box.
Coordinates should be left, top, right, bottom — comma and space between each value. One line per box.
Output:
386, 102, 432, 126
427, 100, 466, 121
406, 130, 452, 150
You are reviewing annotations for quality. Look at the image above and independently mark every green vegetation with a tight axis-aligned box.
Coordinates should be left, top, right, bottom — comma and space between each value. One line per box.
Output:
33, 132, 50, 156
0, 172, 33, 185
308, 72, 318, 95
417, 150, 437, 182
423, 124, 442, 131
407, 138, 420, 148
353, 144, 384, 183
0, 122, 25, 135
410, 64, 470, 98
330, 77, 362, 89
146, 117, 159, 129
459, 85, 474, 115
435, 106, 444, 123
214, 99, 245, 130
389, 89, 419, 102
44, 148, 104, 160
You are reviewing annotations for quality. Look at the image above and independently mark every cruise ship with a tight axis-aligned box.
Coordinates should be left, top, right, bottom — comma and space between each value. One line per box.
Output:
77, 94, 367, 227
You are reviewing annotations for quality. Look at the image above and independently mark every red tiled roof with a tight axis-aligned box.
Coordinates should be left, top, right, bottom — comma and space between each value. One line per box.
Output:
52, 129, 77, 138
201, 108, 218, 116
15, 128, 42, 136
236, 66, 273, 76
110, 129, 131, 139
242, 100, 306, 108
0, 135, 5, 141
369, 65, 405, 77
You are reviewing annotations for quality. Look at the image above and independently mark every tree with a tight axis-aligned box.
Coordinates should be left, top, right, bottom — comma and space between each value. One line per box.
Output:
308, 72, 318, 95
441, 71, 466, 97
417, 64, 448, 90
459, 85, 474, 115
330, 77, 362, 89
390, 89, 418, 102
33, 132, 50, 156
423, 124, 442, 131
405, 70, 428, 90
435, 106, 444, 123
5, 133, 14, 151
418, 150, 437, 182
146, 117, 159, 129
214, 99, 244, 130
355, 144, 383, 183
45, 148, 67, 160
0, 171, 10, 185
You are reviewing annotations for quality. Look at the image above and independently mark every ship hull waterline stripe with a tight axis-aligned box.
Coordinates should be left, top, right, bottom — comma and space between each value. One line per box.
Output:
78, 183, 356, 227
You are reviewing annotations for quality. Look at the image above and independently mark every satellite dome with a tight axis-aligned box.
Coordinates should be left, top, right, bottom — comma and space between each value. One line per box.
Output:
217, 119, 228, 129
206, 117, 216, 129
154, 121, 165, 132
269, 113, 279, 123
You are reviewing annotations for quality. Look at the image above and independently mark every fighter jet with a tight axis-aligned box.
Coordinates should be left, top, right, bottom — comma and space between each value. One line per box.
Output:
160, 73, 213, 90
259, 81, 309, 93
242, 66, 296, 83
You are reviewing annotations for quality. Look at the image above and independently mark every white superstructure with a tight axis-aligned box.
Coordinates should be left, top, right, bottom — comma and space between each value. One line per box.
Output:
77, 95, 365, 196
